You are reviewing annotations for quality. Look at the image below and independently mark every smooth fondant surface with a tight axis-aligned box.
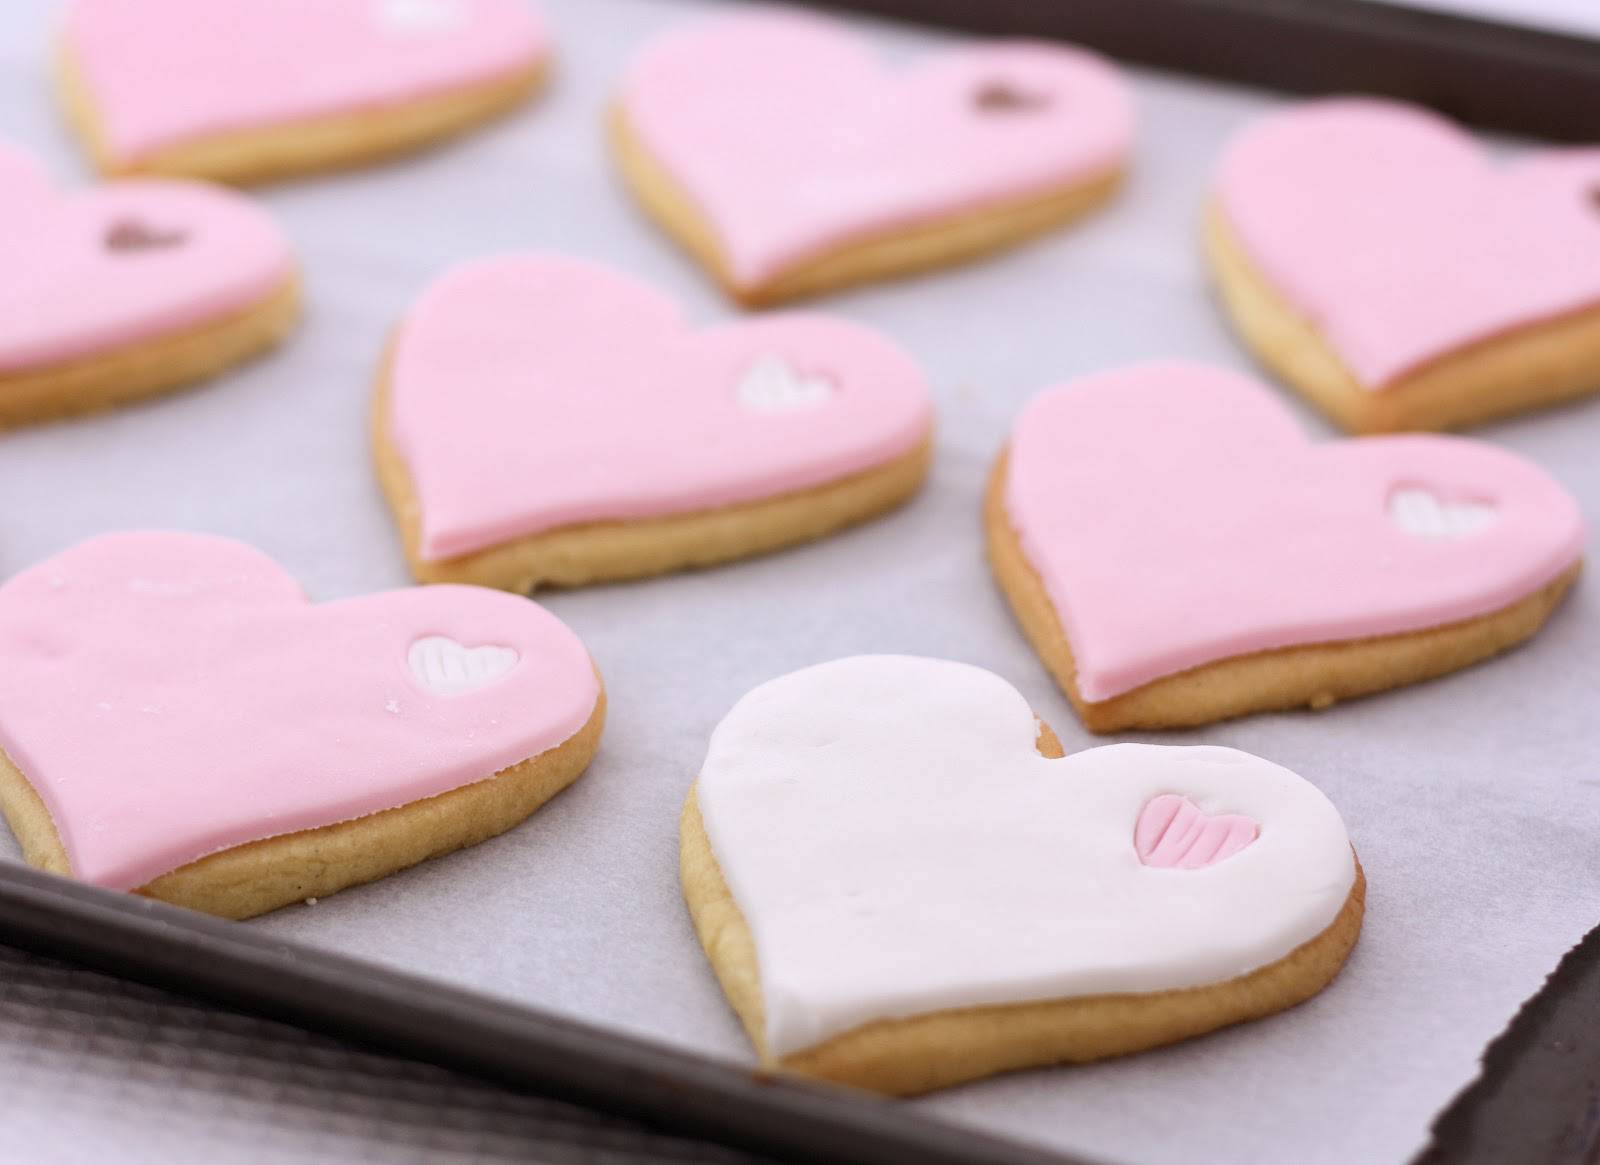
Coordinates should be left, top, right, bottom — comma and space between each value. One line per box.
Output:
387, 255, 933, 559
65, 0, 549, 164
619, 12, 1133, 285
697, 655, 1355, 1057
0, 532, 599, 889
1216, 98, 1600, 388
1003, 363, 1586, 700
0, 142, 292, 372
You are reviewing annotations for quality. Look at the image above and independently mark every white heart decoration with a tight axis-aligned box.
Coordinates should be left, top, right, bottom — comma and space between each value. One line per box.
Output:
408, 635, 518, 695
378, 0, 464, 34
736, 355, 836, 413
1387, 487, 1496, 539
696, 656, 1356, 1056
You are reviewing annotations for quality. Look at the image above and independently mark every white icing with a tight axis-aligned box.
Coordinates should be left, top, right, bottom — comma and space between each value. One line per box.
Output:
407, 635, 518, 695
1388, 487, 1496, 539
696, 656, 1356, 1057
736, 356, 836, 413
377, 0, 464, 34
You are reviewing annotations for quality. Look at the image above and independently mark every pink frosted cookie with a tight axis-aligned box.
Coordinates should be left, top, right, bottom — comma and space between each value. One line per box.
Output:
374, 255, 935, 591
59, 0, 551, 184
988, 362, 1585, 732
1208, 97, 1600, 432
0, 143, 297, 428
0, 532, 603, 919
683, 655, 1363, 1094
612, 12, 1133, 306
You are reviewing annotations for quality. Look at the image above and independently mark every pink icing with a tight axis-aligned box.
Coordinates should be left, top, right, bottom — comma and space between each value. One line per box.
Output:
0, 143, 293, 373
1216, 98, 1600, 388
64, 0, 549, 165
618, 12, 1134, 286
1135, 795, 1258, 869
387, 255, 934, 560
0, 532, 599, 890
1004, 362, 1586, 701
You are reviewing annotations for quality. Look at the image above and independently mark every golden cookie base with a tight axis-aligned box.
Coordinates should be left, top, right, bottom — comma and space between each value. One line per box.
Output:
680, 719, 1366, 1097
609, 106, 1125, 308
986, 452, 1581, 732
58, 43, 547, 186
0, 275, 300, 429
0, 688, 604, 920
1205, 205, 1600, 433
371, 365, 933, 592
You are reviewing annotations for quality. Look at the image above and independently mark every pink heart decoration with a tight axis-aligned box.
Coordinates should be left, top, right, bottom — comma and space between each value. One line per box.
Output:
0, 143, 292, 373
1003, 363, 1586, 701
617, 12, 1133, 286
1135, 795, 1258, 869
386, 256, 933, 561
0, 532, 599, 890
63, 0, 549, 169
1215, 98, 1600, 388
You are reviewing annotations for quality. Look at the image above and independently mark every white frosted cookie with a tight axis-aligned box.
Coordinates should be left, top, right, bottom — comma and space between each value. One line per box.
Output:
683, 655, 1363, 1095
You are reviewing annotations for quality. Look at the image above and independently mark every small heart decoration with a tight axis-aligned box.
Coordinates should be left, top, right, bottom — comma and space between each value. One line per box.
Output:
1215, 98, 1600, 388
1387, 487, 1496, 539
1135, 794, 1258, 869
384, 256, 931, 561
694, 656, 1356, 1060
0, 532, 598, 890
972, 80, 1053, 113
408, 635, 518, 694
104, 217, 188, 253
735, 356, 836, 413
63, 0, 548, 169
1001, 363, 1584, 702
0, 142, 290, 375
379, 0, 464, 34
617, 12, 1132, 288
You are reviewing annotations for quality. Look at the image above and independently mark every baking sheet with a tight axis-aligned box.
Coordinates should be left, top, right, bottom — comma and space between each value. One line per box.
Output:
1, 2, 1597, 1163
1364, 0, 1600, 39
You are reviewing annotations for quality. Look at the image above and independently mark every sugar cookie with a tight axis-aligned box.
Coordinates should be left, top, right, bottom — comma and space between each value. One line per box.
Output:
684, 655, 1363, 1095
0, 143, 297, 427
1208, 98, 1600, 432
375, 255, 934, 591
60, 0, 550, 184
612, 12, 1132, 306
0, 532, 603, 919
988, 363, 1584, 732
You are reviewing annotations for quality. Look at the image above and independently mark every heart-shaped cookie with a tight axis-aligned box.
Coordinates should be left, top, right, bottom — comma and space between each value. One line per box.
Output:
0, 143, 297, 427
60, 0, 551, 184
0, 532, 603, 919
684, 655, 1362, 1094
988, 363, 1585, 732
375, 255, 934, 591
613, 12, 1133, 305
1208, 98, 1600, 432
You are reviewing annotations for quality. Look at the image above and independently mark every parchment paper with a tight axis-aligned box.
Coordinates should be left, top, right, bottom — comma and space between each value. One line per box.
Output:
1, 2, 1596, 1163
